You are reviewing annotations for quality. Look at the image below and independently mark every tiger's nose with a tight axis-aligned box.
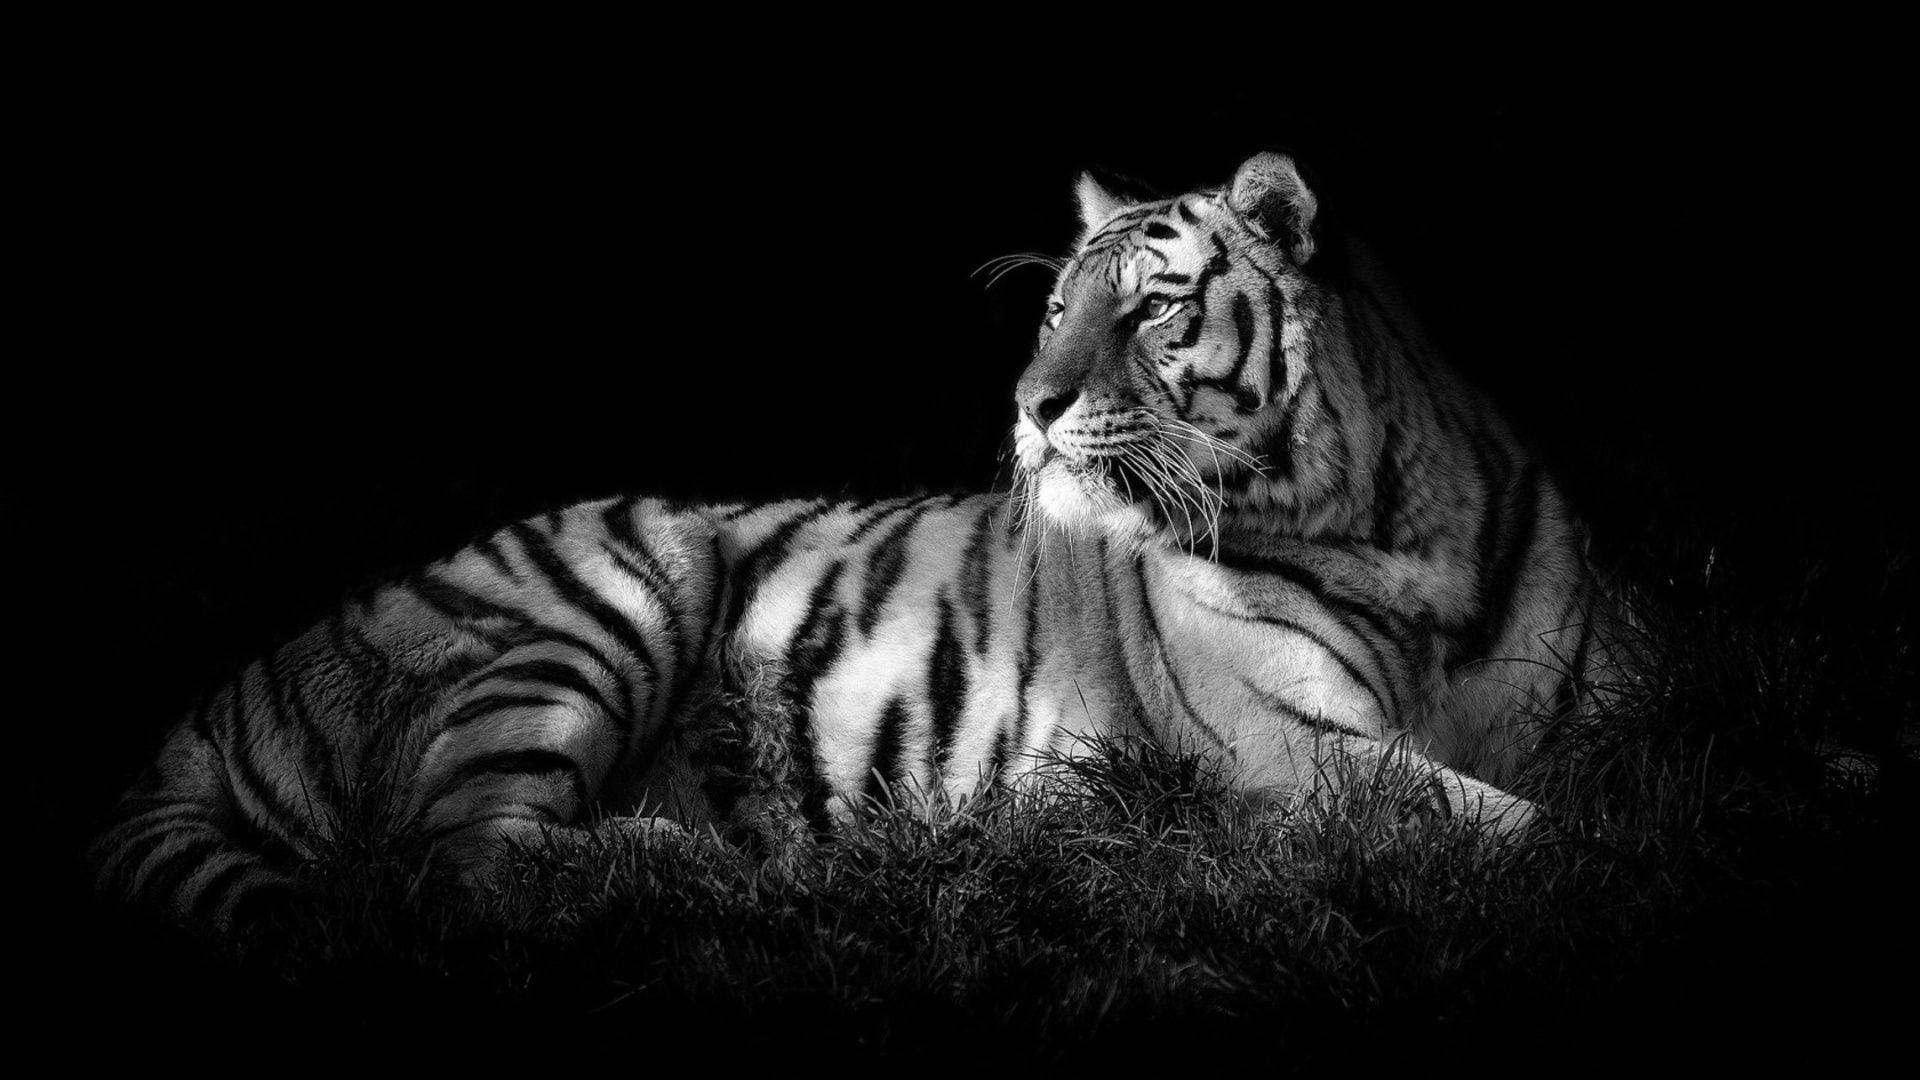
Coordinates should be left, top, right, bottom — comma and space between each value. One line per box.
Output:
1022, 387, 1079, 433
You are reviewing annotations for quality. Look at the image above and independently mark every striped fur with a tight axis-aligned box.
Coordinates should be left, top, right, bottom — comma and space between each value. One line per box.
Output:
94, 154, 1616, 932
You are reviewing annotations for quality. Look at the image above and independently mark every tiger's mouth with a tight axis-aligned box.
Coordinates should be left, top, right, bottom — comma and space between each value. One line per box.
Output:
1020, 430, 1244, 553
1055, 452, 1143, 505
1013, 408, 1255, 551
1019, 446, 1163, 538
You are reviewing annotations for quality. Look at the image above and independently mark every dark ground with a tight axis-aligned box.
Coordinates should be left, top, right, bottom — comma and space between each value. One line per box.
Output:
15, 30, 1912, 1065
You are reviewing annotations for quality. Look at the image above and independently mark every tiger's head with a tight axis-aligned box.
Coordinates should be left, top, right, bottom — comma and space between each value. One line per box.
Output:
1012, 152, 1328, 552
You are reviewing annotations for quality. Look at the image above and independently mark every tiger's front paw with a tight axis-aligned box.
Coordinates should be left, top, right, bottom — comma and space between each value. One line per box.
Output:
1433, 775, 1538, 839
600, 814, 699, 845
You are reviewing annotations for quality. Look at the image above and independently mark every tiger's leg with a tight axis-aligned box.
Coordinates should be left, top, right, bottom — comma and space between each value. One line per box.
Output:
409, 668, 718, 885
1128, 549, 1539, 838
1228, 722, 1538, 836
404, 504, 724, 887
406, 634, 648, 884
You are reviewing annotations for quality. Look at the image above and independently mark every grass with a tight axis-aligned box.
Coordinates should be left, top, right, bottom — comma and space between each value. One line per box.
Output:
73, 526, 1914, 1066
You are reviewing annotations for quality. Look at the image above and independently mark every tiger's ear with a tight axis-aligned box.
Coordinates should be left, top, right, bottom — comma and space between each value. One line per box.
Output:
1075, 171, 1134, 231
1228, 152, 1318, 264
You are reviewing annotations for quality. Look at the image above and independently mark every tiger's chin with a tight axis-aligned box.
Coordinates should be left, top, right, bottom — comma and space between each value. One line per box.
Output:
1028, 457, 1166, 554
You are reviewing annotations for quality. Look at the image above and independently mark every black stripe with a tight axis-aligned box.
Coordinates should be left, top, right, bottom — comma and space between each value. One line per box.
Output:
1219, 553, 1406, 646
633, 530, 728, 778
104, 820, 199, 891
1165, 242, 1231, 357
140, 834, 225, 908
1205, 234, 1231, 274
1187, 596, 1393, 726
781, 561, 849, 833
1011, 556, 1042, 759
187, 858, 257, 926
510, 522, 661, 693
1264, 283, 1288, 403
472, 530, 518, 576
1177, 201, 1203, 226
408, 572, 525, 625
787, 560, 848, 665
721, 500, 838, 631
473, 534, 519, 580
1094, 542, 1149, 731
1214, 554, 1406, 717
601, 541, 687, 667
437, 641, 508, 685
1143, 221, 1178, 240
1131, 560, 1232, 756
489, 625, 629, 708
1451, 462, 1542, 669
1238, 678, 1371, 738
225, 677, 302, 838
599, 495, 644, 550
1173, 364, 1204, 416
960, 500, 999, 656
599, 499, 691, 672
1096, 539, 1124, 645
864, 697, 908, 804
1266, 406, 1298, 482
843, 496, 911, 544
927, 592, 968, 778
477, 659, 621, 722
259, 650, 337, 813
856, 497, 944, 637
1080, 205, 1162, 248
987, 726, 1011, 787
439, 693, 566, 732
600, 504, 682, 616
1224, 289, 1257, 405
108, 803, 209, 842
1151, 271, 1191, 285
1169, 305, 1205, 352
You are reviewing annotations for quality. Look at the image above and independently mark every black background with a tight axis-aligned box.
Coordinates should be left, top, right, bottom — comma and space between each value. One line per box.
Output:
16, 27, 1908, 1047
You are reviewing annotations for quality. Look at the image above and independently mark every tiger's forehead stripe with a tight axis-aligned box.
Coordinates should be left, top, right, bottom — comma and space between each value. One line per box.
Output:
1068, 196, 1234, 298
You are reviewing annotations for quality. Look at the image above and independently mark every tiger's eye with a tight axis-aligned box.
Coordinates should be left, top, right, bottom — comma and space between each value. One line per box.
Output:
1142, 297, 1170, 319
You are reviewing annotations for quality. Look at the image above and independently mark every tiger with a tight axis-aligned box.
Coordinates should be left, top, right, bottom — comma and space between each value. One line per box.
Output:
93, 152, 1614, 932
